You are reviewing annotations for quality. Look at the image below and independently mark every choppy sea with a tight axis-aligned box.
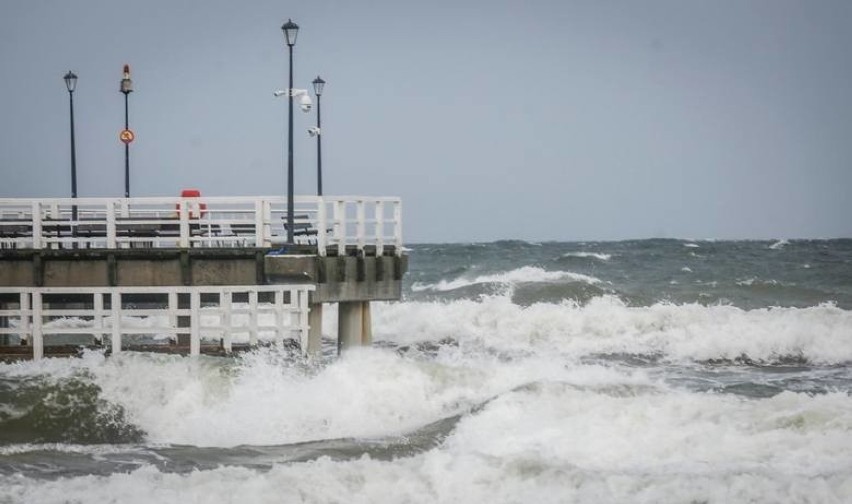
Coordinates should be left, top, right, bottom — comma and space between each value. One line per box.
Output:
1, 239, 851, 503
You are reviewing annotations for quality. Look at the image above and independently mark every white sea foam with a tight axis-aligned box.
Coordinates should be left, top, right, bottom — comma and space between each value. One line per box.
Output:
411, 266, 602, 292
3, 383, 851, 503
770, 239, 790, 250
371, 296, 852, 363
560, 252, 612, 261
683, 242, 700, 248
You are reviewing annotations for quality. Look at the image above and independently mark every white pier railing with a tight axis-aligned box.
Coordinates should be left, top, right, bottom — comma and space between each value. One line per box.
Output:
0, 196, 403, 256
0, 285, 314, 359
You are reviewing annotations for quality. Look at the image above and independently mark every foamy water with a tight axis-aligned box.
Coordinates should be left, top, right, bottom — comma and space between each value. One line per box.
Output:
2, 240, 851, 503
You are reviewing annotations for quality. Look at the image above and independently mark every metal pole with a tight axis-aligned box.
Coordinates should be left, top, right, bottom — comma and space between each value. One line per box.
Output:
287, 44, 295, 244
69, 89, 78, 226
124, 92, 130, 198
316, 93, 322, 196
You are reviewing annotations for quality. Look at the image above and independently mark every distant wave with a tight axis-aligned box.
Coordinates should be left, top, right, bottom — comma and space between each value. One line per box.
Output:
560, 252, 612, 261
769, 239, 789, 250
411, 267, 602, 293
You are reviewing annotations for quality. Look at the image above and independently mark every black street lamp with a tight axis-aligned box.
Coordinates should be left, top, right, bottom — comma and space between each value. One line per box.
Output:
120, 65, 133, 198
312, 76, 325, 196
63, 71, 78, 226
282, 19, 299, 244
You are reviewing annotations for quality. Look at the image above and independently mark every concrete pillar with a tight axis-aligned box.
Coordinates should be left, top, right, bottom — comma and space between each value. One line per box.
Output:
307, 303, 323, 357
338, 301, 372, 353
361, 302, 372, 346
338, 301, 361, 353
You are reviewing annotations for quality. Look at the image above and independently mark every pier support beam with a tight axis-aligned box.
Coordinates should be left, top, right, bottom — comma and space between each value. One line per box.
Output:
337, 301, 372, 353
307, 303, 323, 357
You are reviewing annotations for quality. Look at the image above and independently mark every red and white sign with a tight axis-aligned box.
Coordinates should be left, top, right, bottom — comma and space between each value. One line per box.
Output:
119, 129, 135, 144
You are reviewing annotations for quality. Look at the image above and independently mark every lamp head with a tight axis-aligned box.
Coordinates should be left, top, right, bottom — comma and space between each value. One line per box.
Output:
281, 19, 299, 47
312, 76, 325, 96
120, 64, 133, 94
63, 71, 78, 93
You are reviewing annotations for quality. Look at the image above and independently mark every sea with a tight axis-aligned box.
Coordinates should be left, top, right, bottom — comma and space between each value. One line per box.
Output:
1, 238, 851, 503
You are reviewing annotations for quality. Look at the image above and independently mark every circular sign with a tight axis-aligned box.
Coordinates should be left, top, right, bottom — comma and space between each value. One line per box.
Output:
119, 129, 135, 144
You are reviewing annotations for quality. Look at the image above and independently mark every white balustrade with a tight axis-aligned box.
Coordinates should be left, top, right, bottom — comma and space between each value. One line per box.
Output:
0, 196, 403, 256
0, 285, 314, 359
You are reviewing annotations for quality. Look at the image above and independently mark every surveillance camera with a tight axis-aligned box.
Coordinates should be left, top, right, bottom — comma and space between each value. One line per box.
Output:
273, 90, 286, 97
308, 127, 321, 137
299, 94, 313, 113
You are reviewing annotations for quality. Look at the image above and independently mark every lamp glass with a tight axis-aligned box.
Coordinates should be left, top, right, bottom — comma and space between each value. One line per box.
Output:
312, 76, 325, 96
282, 19, 299, 46
64, 71, 77, 92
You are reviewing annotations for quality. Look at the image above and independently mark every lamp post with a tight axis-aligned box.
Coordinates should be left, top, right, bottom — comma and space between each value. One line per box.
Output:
63, 71, 78, 226
120, 65, 133, 198
312, 76, 325, 196
282, 19, 299, 244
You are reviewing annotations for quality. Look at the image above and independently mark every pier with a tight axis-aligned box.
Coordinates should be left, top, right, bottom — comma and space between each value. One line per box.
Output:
0, 195, 407, 360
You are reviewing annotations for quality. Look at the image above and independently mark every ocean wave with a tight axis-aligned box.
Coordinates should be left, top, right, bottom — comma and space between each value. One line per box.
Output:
559, 252, 612, 261
371, 296, 852, 365
411, 267, 602, 293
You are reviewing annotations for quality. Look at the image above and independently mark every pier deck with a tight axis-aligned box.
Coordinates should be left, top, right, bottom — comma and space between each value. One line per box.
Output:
0, 196, 407, 360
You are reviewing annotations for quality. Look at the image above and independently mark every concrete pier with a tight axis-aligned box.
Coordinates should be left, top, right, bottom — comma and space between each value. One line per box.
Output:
0, 195, 407, 359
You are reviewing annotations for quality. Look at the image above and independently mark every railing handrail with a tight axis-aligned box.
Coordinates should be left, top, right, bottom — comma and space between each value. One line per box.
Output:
0, 195, 403, 256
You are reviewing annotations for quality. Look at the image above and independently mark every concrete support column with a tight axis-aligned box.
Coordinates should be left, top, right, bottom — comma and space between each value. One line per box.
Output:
338, 301, 372, 354
361, 301, 372, 346
307, 302, 323, 357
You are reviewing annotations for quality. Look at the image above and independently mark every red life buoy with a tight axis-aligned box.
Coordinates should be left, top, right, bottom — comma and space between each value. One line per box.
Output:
176, 189, 207, 218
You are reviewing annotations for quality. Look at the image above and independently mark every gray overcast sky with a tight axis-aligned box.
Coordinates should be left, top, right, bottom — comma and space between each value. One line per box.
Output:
1, 0, 850, 243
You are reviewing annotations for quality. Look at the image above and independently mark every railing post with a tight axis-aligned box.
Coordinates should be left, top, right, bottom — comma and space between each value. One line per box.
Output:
20, 291, 31, 345
394, 199, 403, 256
106, 200, 117, 249
32, 292, 43, 360
317, 197, 327, 257
335, 200, 345, 256
275, 290, 285, 347
356, 200, 366, 252
256, 199, 268, 247
222, 291, 232, 354
93, 291, 104, 345
111, 291, 122, 354
31, 201, 42, 250
179, 200, 190, 248
375, 201, 385, 256
249, 290, 258, 346
190, 290, 200, 356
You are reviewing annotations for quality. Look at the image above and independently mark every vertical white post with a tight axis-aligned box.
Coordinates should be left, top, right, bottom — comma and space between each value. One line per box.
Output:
168, 291, 178, 341
289, 289, 302, 351
317, 197, 327, 256
222, 291, 232, 353
179, 201, 190, 248
375, 201, 385, 256
20, 292, 31, 345
190, 290, 200, 356
31, 201, 42, 250
254, 199, 265, 247
111, 291, 122, 354
393, 200, 403, 256
106, 200, 117, 249
120, 199, 130, 218
356, 200, 366, 252
335, 200, 345, 256
275, 290, 285, 347
32, 292, 43, 360
249, 290, 258, 346
93, 292, 104, 345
